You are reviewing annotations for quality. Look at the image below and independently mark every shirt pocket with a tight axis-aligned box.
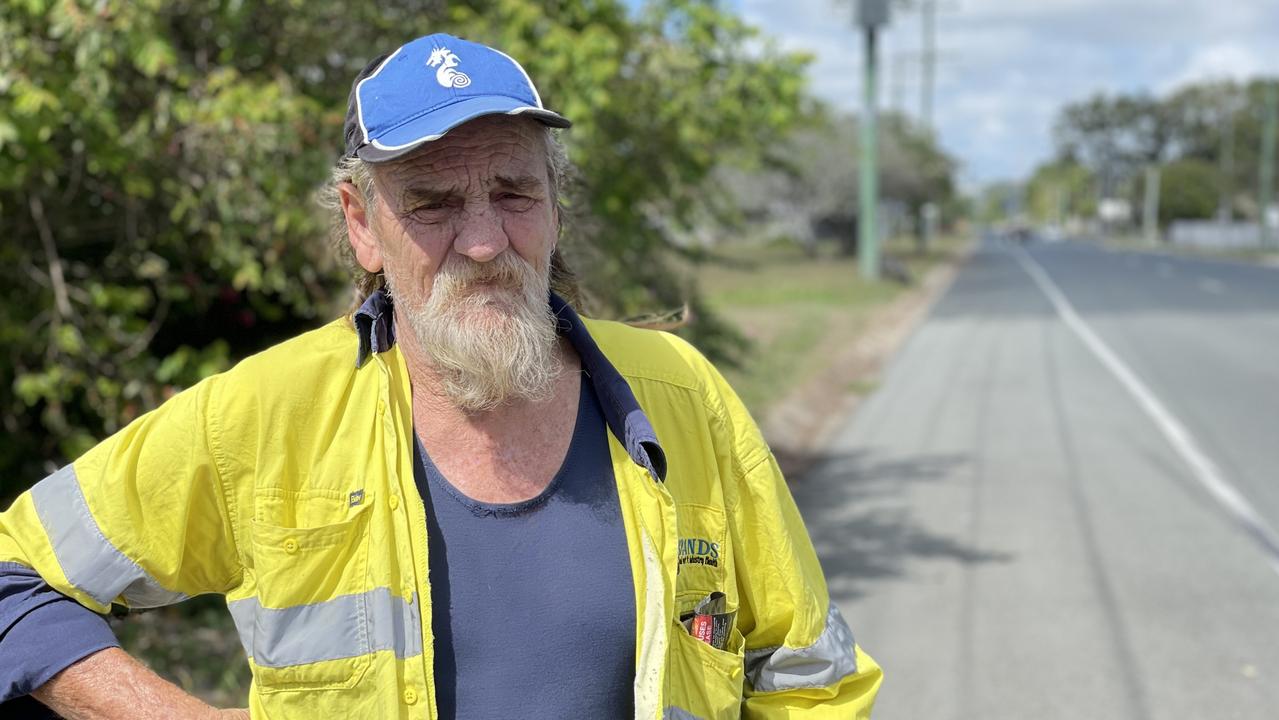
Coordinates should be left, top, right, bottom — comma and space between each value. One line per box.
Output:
247, 493, 374, 692
666, 600, 746, 719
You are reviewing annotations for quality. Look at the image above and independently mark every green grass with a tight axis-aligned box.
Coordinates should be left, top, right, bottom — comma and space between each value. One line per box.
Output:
694, 236, 960, 416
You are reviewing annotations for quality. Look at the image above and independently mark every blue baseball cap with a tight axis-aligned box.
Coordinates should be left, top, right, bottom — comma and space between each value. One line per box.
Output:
342, 33, 571, 163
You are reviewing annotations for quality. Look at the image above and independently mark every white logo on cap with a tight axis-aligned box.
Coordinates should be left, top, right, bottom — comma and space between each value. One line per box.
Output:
426, 47, 471, 89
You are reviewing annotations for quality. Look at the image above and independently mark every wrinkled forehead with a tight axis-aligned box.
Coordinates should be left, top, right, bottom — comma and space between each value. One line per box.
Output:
371, 115, 550, 194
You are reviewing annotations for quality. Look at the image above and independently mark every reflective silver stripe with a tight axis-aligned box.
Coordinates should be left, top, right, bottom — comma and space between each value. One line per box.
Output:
227, 595, 256, 655
663, 707, 704, 720
30, 464, 187, 608
228, 586, 422, 668
744, 604, 859, 693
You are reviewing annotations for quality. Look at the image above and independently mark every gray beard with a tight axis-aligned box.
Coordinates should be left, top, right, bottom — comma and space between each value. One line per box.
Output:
388, 253, 562, 413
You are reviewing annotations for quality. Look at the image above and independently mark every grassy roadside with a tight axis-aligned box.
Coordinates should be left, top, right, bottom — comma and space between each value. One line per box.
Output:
694, 235, 964, 420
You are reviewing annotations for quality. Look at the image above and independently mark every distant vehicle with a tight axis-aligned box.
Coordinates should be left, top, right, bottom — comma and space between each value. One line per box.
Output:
1007, 223, 1034, 244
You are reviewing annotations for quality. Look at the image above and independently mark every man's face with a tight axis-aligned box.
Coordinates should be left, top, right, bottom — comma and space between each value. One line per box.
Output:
364, 115, 558, 313
342, 115, 563, 411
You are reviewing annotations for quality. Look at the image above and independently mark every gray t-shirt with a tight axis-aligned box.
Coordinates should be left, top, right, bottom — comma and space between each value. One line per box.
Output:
415, 373, 636, 719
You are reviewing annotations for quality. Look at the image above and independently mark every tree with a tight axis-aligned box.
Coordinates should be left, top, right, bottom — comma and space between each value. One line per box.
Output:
714, 110, 957, 255
1025, 161, 1095, 224
1050, 78, 1279, 221
1053, 93, 1177, 197
1158, 159, 1219, 226
880, 113, 956, 213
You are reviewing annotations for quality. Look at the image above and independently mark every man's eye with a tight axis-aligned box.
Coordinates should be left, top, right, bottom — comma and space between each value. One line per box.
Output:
497, 193, 535, 211
404, 203, 451, 224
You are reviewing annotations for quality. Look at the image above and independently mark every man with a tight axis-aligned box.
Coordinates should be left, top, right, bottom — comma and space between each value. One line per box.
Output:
0, 33, 881, 718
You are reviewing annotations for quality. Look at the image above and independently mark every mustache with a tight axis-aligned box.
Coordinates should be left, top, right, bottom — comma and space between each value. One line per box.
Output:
435, 253, 535, 292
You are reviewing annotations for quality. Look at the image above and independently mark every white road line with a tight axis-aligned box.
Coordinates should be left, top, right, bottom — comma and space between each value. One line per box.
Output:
1013, 248, 1279, 578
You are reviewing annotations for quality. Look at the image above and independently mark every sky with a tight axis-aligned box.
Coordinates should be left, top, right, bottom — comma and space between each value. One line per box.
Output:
734, 0, 1279, 188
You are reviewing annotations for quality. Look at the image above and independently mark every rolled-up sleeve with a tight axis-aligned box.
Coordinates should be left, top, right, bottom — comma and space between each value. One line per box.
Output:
0, 561, 119, 703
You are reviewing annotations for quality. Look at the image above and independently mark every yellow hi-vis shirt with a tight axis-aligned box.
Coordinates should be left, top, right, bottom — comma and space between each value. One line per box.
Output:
0, 292, 882, 718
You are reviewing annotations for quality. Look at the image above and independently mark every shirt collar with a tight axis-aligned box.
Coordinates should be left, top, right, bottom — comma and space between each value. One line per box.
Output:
354, 290, 396, 368
353, 289, 667, 482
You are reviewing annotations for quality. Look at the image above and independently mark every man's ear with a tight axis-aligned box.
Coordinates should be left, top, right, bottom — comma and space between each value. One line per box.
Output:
339, 182, 384, 273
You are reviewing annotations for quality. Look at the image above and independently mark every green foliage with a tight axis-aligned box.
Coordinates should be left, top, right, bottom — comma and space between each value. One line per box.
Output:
1054, 93, 1175, 178
879, 113, 956, 211
1049, 77, 1279, 216
1025, 161, 1095, 223
1158, 159, 1219, 225
1, 0, 372, 493
0, 0, 811, 500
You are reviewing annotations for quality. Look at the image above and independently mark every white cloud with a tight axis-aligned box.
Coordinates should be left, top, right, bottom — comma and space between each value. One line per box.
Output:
1163, 44, 1271, 90
738, 0, 1279, 185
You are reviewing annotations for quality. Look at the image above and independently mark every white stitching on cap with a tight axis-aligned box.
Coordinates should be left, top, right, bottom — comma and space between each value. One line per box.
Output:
489, 47, 545, 108
367, 104, 547, 151
355, 47, 405, 145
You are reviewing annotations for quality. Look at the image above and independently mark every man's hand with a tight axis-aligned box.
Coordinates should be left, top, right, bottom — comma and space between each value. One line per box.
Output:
31, 647, 248, 720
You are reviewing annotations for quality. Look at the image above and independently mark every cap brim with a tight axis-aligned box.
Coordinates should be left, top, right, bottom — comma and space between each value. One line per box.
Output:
356, 96, 571, 163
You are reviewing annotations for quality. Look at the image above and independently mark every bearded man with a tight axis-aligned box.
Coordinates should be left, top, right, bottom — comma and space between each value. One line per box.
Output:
0, 33, 881, 719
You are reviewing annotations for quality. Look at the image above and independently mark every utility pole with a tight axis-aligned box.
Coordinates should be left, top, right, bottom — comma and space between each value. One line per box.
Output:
1143, 165, 1161, 246
1260, 82, 1277, 248
919, 0, 936, 132
857, 0, 890, 281
1219, 97, 1237, 223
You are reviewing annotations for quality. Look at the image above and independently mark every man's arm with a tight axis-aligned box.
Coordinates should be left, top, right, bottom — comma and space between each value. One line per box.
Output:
0, 564, 247, 718
733, 451, 883, 718
0, 376, 248, 714
0, 563, 119, 703
688, 352, 881, 717
32, 647, 247, 720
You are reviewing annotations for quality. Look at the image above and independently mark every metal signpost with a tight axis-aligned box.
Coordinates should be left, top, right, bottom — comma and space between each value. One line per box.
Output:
857, 0, 890, 281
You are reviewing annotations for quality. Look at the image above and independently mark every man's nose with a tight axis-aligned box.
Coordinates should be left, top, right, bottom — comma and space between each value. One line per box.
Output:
452, 203, 509, 263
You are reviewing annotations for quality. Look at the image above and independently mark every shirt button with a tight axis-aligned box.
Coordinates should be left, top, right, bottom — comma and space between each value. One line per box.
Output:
402, 583, 414, 599
283, 538, 298, 554
388, 494, 400, 511
403, 687, 418, 705
377, 399, 386, 415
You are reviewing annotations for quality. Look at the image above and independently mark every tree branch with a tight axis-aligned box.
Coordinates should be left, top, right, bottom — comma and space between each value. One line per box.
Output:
28, 194, 73, 320
121, 294, 170, 360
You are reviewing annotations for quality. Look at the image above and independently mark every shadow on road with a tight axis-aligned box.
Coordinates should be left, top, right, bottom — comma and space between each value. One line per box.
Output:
785, 447, 1014, 602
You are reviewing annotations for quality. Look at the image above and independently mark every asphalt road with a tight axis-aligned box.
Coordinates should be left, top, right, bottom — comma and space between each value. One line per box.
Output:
794, 237, 1279, 719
